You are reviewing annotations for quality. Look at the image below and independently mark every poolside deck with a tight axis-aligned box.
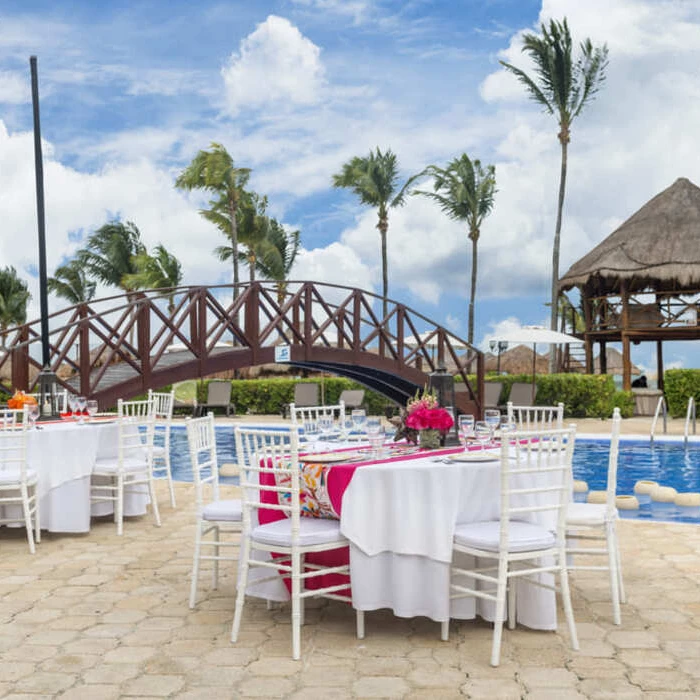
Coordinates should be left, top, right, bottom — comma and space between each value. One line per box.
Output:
1, 416, 699, 698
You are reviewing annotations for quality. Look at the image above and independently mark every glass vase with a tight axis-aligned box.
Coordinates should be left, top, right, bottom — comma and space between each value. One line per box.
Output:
419, 428, 441, 450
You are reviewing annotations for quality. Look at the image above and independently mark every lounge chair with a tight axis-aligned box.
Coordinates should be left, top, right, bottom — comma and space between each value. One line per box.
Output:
338, 389, 365, 411
173, 380, 199, 416
282, 382, 319, 418
482, 382, 503, 411
196, 380, 235, 417
507, 382, 537, 406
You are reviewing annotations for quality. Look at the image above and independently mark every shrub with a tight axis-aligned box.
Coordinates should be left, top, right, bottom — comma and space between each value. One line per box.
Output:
664, 369, 700, 417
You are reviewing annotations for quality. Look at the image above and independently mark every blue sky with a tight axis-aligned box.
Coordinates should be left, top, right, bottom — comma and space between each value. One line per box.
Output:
2, 0, 700, 377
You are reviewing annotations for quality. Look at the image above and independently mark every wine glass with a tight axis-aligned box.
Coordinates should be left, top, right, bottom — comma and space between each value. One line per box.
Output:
67, 393, 76, 418
365, 417, 383, 457
458, 414, 475, 451
484, 409, 501, 442
27, 403, 40, 430
86, 400, 98, 423
303, 419, 320, 453
351, 409, 366, 435
474, 421, 491, 452
318, 414, 335, 447
75, 396, 87, 424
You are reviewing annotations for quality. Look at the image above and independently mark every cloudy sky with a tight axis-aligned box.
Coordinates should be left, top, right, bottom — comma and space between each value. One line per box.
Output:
1, 0, 700, 373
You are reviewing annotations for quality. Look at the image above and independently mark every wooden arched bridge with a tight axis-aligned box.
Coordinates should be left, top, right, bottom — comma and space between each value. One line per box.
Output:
0, 281, 484, 414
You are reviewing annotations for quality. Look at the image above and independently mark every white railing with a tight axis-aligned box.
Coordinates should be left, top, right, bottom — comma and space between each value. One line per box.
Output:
650, 395, 667, 442
684, 396, 696, 445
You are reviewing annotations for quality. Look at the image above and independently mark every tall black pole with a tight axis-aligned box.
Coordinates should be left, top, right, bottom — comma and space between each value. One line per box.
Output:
30, 55, 50, 369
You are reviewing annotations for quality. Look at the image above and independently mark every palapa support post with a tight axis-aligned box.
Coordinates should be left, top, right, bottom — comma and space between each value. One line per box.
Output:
621, 281, 632, 391
656, 340, 664, 391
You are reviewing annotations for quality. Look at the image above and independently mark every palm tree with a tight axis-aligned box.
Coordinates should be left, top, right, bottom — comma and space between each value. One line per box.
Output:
48, 260, 96, 305
0, 266, 31, 334
332, 147, 415, 319
208, 192, 272, 283
500, 17, 608, 367
256, 218, 301, 305
175, 143, 251, 296
77, 220, 146, 294
414, 154, 496, 345
122, 244, 183, 313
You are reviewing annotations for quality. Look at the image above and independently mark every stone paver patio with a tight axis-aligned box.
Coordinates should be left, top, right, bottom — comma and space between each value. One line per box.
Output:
1, 416, 700, 698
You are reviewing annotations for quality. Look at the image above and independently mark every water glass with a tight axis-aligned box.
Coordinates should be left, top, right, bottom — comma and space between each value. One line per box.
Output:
365, 417, 382, 437
67, 394, 76, 416
318, 415, 335, 446
368, 433, 384, 459
484, 409, 501, 441
474, 421, 491, 451
303, 420, 320, 453
76, 396, 87, 424
28, 403, 40, 430
351, 409, 367, 434
86, 400, 98, 422
458, 414, 475, 451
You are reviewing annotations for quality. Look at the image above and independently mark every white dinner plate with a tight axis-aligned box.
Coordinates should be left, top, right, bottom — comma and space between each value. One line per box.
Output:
447, 451, 500, 463
299, 451, 361, 463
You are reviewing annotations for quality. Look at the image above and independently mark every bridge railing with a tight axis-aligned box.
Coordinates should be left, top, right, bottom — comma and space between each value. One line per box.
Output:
0, 281, 482, 410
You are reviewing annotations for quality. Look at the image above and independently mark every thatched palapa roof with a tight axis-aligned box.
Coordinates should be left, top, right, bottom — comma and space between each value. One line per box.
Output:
559, 177, 700, 295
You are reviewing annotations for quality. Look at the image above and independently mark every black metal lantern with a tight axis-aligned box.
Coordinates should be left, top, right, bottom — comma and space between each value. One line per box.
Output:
428, 364, 457, 444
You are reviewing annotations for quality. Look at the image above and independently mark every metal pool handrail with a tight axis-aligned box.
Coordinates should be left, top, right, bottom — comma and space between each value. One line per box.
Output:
650, 395, 667, 442
684, 396, 696, 446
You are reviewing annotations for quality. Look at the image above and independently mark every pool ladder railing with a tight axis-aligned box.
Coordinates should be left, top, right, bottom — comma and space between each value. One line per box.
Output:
684, 396, 696, 445
650, 394, 668, 442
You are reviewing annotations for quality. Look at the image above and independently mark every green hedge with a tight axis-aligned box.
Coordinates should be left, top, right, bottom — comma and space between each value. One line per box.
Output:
144, 372, 635, 419
186, 377, 389, 416
664, 369, 700, 417
457, 373, 634, 418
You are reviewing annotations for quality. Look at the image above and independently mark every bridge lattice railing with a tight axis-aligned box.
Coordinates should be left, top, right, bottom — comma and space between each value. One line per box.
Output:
0, 281, 481, 405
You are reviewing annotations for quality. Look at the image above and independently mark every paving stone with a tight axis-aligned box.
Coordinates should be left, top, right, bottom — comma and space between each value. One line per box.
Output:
519, 666, 578, 688
237, 676, 296, 697
59, 684, 121, 700
462, 679, 522, 699
353, 676, 411, 698
13, 671, 77, 694
121, 673, 185, 696
627, 668, 693, 692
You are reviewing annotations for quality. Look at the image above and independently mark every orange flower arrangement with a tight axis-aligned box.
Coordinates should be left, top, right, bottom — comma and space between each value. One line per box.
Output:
7, 390, 38, 410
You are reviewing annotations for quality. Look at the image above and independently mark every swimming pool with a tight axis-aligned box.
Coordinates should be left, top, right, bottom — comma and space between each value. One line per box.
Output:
165, 427, 700, 525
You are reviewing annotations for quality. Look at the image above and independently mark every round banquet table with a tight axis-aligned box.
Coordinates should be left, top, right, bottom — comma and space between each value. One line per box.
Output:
248, 442, 559, 631
0, 419, 148, 533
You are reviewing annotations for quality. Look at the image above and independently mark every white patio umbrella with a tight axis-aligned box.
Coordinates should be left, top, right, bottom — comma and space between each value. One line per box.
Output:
487, 326, 582, 386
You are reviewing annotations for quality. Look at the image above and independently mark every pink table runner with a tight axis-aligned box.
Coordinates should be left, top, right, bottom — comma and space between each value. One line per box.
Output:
258, 441, 497, 595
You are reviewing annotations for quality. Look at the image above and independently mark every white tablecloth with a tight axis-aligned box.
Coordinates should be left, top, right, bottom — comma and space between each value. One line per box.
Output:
244, 445, 558, 630
0, 420, 148, 533
341, 454, 556, 629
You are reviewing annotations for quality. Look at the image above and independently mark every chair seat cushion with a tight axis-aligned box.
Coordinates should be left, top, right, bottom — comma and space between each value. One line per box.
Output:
202, 499, 242, 522
0, 469, 38, 484
566, 502, 611, 526
252, 517, 345, 548
93, 458, 149, 474
454, 520, 556, 553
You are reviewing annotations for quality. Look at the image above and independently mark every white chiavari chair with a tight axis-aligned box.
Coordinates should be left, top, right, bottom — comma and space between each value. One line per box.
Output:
0, 408, 39, 553
148, 388, 177, 508
506, 402, 564, 431
231, 425, 361, 660
186, 412, 242, 608
91, 398, 160, 535
566, 407, 625, 624
444, 425, 579, 666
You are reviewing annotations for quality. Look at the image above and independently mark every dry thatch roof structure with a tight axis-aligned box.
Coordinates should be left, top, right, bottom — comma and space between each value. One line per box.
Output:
484, 345, 548, 375
593, 347, 641, 375
560, 177, 700, 295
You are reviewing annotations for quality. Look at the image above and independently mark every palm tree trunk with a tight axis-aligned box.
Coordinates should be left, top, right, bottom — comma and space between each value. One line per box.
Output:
468, 234, 478, 346
549, 137, 568, 374
248, 253, 256, 283
378, 215, 388, 320
229, 196, 240, 299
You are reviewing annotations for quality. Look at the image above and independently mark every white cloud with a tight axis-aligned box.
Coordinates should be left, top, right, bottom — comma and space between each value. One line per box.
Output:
221, 15, 326, 115
0, 71, 28, 104
290, 0, 374, 25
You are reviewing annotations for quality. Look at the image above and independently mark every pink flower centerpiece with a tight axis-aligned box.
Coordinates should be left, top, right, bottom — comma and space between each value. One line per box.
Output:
404, 389, 454, 449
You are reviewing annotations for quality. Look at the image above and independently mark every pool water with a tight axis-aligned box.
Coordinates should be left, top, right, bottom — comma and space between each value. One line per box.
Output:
165, 427, 700, 525
573, 438, 700, 524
